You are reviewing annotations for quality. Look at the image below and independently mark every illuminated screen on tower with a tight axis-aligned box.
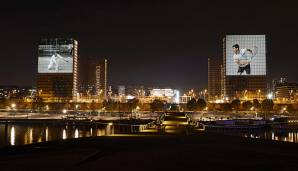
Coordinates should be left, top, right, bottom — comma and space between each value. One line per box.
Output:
38, 39, 73, 73
225, 35, 266, 76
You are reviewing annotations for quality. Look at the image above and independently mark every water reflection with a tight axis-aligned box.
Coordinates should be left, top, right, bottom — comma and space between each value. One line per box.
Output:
227, 131, 298, 143
10, 126, 15, 146
75, 128, 79, 138
2, 123, 298, 148
46, 127, 48, 141
62, 129, 67, 140
0, 123, 118, 147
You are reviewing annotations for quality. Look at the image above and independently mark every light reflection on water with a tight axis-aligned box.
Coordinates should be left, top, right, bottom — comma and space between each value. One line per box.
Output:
2, 123, 298, 147
226, 130, 298, 143
10, 126, 15, 146
0, 124, 116, 147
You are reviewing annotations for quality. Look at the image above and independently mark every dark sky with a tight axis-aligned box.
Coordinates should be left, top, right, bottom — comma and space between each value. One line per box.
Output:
1, 0, 298, 92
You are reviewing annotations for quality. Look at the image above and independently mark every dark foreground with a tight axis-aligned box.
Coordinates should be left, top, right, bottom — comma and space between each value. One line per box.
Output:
1, 133, 298, 170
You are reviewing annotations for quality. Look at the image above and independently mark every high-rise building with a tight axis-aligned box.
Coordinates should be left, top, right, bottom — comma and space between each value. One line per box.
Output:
208, 57, 222, 101
37, 38, 78, 102
80, 58, 108, 100
99, 59, 108, 100
222, 35, 267, 100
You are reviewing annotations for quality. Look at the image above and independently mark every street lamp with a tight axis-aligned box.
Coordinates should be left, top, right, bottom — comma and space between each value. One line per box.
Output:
11, 103, 16, 109
267, 93, 273, 99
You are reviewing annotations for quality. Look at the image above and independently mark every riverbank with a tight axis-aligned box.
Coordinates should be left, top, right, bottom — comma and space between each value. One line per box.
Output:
1, 133, 298, 170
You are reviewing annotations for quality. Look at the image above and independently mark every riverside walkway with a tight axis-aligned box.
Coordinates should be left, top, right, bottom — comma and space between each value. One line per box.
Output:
140, 112, 196, 134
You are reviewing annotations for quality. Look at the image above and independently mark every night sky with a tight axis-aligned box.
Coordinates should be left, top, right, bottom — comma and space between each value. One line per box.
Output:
1, 0, 298, 92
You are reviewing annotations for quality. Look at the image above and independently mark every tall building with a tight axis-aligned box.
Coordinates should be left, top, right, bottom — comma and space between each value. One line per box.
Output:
222, 35, 267, 100
99, 59, 108, 100
80, 58, 108, 100
37, 38, 78, 102
274, 79, 298, 102
208, 57, 222, 101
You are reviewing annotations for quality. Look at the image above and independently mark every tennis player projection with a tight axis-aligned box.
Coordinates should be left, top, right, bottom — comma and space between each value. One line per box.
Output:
225, 35, 266, 76
38, 39, 74, 73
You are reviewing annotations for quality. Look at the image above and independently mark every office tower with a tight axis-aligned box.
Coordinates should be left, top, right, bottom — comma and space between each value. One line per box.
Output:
80, 58, 108, 100
99, 59, 108, 100
222, 35, 267, 100
208, 57, 222, 101
37, 38, 78, 102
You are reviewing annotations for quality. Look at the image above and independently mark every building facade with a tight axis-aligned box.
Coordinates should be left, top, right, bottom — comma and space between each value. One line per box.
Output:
37, 38, 78, 102
275, 81, 298, 103
79, 58, 108, 100
222, 35, 267, 101
208, 57, 222, 102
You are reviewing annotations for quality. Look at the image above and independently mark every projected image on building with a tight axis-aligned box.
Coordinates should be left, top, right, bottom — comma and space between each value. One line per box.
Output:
38, 39, 74, 73
226, 35, 266, 76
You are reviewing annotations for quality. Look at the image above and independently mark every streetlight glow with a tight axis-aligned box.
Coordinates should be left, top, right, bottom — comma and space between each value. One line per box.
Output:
11, 103, 16, 108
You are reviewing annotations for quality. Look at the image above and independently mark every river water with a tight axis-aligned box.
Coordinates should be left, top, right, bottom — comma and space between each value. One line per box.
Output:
1, 123, 298, 148
0, 123, 127, 148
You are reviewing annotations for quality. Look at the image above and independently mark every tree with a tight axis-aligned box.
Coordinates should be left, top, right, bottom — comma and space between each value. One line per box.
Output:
261, 99, 274, 111
150, 99, 164, 112
221, 103, 232, 111
197, 98, 207, 111
32, 97, 44, 111
231, 99, 241, 111
242, 101, 253, 110
253, 99, 261, 109
89, 100, 97, 112
186, 98, 197, 111
63, 102, 71, 110
128, 98, 139, 119
169, 103, 179, 111
0, 98, 9, 109
102, 100, 115, 111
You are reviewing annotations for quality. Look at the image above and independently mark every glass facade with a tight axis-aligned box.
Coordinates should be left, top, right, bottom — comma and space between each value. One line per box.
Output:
37, 38, 78, 102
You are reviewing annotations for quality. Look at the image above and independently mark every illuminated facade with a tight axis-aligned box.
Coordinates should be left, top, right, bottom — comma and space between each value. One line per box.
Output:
275, 82, 298, 103
149, 88, 180, 103
223, 35, 267, 100
37, 38, 78, 102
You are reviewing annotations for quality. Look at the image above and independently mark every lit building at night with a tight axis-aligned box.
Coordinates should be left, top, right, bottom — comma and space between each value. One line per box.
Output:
149, 88, 180, 103
208, 57, 222, 102
78, 58, 108, 101
274, 80, 298, 103
37, 38, 78, 102
222, 35, 267, 101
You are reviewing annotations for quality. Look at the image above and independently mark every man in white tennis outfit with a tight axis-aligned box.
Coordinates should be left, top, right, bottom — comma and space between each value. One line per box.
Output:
47, 52, 69, 72
232, 44, 258, 75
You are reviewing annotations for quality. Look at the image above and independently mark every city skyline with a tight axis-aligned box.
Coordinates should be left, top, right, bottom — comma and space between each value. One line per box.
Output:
1, 0, 298, 91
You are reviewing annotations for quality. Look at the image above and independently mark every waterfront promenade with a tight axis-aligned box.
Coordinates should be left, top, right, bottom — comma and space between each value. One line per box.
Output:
1, 133, 298, 170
